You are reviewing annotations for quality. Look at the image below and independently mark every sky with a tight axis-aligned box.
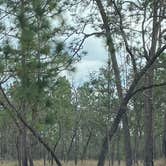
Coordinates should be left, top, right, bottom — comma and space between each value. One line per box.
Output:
59, 9, 109, 86
66, 36, 108, 86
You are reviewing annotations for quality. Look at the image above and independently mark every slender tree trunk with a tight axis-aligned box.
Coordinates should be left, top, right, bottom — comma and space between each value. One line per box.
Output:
133, 97, 142, 166
51, 134, 61, 166
81, 130, 92, 161
27, 134, 34, 166
106, 126, 111, 166
67, 121, 79, 162
144, 70, 154, 166
43, 149, 46, 166
21, 126, 28, 166
122, 114, 132, 166
144, 0, 159, 165
0, 82, 62, 166
16, 135, 22, 166
67, 132, 76, 161
110, 140, 115, 166
97, 137, 108, 166
116, 129, 121, 166
74, 137, 78, 166
162, 111, 166, 158
94, 1, 132, 166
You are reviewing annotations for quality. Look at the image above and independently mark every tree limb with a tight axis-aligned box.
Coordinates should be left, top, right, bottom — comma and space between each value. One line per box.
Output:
0, 85, 62, 166
131, 82, 166, 97
112, 0, 138, 75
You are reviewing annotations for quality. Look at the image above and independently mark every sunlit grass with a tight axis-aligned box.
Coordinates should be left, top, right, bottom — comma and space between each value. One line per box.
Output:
0, 159, 166, 166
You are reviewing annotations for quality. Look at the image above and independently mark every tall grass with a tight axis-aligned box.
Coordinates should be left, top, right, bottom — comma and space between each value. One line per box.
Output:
0, 159, 165, 166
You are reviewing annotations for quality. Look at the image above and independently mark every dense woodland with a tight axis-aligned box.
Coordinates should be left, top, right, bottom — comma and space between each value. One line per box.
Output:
0, 0, 166, 166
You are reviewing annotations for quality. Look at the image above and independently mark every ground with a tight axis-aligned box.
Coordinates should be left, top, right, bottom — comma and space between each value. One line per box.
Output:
0, 160, 166, 166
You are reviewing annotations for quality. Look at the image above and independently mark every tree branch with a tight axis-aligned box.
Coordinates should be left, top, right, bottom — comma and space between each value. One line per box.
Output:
131, 82, 166, 97
112, 0, 138, 75
0, 85, 62, 166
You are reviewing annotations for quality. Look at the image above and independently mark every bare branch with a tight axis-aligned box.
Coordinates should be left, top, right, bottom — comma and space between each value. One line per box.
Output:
141, 5, 149, 60
131, 82, 166, 97
112, 0, 138, 75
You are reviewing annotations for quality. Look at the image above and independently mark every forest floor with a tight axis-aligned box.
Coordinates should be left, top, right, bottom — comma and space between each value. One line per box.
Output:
0, 159, 166, 166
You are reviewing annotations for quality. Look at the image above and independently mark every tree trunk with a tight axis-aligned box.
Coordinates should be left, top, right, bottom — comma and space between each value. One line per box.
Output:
43, 149, 46, 166
51, 134, 61, 166
94, 1, 132, 166
143, 0, 159, 164
116, 129, 121, 166
133, 97, 142, 165
97, 137, 108, 166
67, 126, 78, 161
81, 130, 92, 161
163, 111, 166, 157
16, 135, 22, 166
144, 70, 154, 166
21, 127, 28, 166
122, 114, 132, 166
27, 134, 34, 166
110, 140, 115, 166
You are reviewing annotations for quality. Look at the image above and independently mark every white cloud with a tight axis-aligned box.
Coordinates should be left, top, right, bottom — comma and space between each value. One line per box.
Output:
67, 59, 105, 86
83, 36, 107, 61
61, 30, 108, 86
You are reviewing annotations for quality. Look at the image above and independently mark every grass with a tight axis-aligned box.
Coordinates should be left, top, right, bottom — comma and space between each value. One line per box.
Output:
0, 159, 166, 166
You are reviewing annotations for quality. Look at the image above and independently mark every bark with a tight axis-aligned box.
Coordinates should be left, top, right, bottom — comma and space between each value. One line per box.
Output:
144, 70, 154, 166
43, 149, 46, 166
97, 137, 108, 166
94, 1, 132, 166
116, 129, 121, 166
93, 0, 166, 166
162, 111, 166, 158
0, 12, 165, 163
27, 134, 34, 166
163, 111, 166, 157
144, 0, 159, 165
81, 130, 92, 161
16, 135, 22, 166
51, 134, 61, 166
133, 98, 141, 165
67, 128, 78, 161
67, 114, 81, 162
96, 42, 166, 166
0, 86, 62, 166
110, 140, 115, 166
74, 134, 78, 166
21, 127, 28, 166
122, 114, 132, 166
